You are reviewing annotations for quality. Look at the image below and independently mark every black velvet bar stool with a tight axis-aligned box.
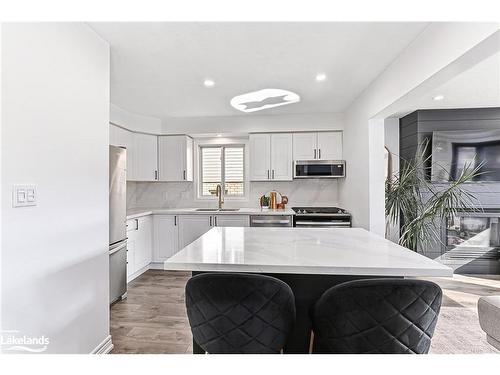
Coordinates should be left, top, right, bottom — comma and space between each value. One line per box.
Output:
310, 278, 442, 354
185, 273, 296, 354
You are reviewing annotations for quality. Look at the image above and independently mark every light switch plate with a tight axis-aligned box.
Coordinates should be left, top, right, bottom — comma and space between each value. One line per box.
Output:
13, 185, 37, 207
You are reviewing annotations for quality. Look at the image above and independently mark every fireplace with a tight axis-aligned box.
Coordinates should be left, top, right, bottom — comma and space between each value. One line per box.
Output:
437, 210, 500, 274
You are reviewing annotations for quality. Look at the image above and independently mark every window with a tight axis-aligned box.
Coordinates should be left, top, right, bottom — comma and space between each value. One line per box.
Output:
200, 145, 244, 197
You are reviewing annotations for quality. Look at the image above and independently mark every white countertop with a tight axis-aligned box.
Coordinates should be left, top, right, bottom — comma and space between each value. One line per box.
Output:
126, 207, 295, 219
164, 227, 453, 277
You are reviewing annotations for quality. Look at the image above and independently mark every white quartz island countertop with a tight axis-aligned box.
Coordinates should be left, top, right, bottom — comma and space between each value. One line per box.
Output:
164, 227, 453, 277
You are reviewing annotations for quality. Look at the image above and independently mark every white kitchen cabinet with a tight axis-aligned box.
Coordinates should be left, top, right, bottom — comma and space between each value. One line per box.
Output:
270, 133, 293, 181
293, 131, 343, 161
135, 215, 153, 270
126, 216, 152, 281
178, 215, 212, 249
110, 124, 136, 180
133, 133, 158, 181
317, 131, 342, 160
214, 215, 249, 227
153, 215, 179, 262
249, 133, 292, 181
292, 132, 316, 160
249, 134, 271, 181
158, 135, 193, 182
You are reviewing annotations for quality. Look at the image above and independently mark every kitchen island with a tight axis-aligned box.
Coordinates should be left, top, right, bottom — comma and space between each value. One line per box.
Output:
165, 227, 452, 353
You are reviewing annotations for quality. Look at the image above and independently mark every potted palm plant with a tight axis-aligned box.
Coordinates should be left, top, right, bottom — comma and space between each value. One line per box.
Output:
385, 140, 483, 251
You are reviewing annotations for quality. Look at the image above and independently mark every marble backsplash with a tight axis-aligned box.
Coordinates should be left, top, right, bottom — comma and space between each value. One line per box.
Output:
127, 179, 339, 209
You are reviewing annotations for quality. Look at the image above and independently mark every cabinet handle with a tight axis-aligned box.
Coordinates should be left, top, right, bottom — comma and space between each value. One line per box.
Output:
183, 170, 186, 180
154, 170, 158, 180
314, 149, 317, 159
272, 170, 275, 179
319, 149, 321, 159
209, 216, 212, 226
174, 216, 177, 226
135, 218, 139, 230
214, 216, 217, 226
267, 170, 270, 179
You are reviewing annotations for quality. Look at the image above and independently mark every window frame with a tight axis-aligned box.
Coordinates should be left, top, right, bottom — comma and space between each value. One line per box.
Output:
196, 139, 248, 201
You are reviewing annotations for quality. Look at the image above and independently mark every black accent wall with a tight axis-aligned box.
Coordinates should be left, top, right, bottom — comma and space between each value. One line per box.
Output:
399, 107, 500, 274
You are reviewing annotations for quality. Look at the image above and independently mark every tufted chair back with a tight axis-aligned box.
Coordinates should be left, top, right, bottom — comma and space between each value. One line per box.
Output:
185, 273, 296, 354
311, 278, 442, 354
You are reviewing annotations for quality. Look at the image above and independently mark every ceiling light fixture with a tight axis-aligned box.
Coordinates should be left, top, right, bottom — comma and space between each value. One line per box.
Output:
216, 134, 222, 137
433, 94, 444, 101
203, 79, 215, 88
315, 73, 327, 82
230, 88, 300, 113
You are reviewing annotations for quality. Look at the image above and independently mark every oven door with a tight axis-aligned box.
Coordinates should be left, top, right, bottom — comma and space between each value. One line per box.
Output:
294, 215, 351, 228
294, 160, 345, 179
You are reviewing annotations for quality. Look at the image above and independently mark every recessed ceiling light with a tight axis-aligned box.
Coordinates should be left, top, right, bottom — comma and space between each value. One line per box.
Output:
203, 79, 215, 88
433, 94, 444, 101
315, 73, 327, 82
216, 134, 222, 137
230, 88, 300, 113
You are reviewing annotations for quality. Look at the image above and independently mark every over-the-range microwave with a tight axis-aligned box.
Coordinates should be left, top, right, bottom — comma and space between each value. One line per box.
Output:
293, 160, 346, 179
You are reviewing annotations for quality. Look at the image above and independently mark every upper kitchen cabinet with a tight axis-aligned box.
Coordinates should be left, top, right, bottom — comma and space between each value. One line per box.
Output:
249, 134, 271, 181
292, 131, 343, 161
133, 133, 158, 181
317, 131, 342, 160
110, 124, 136, 180
292, 132, 317, 160
249, 133, 293, 181
109, 124, 158, 181
158, 135, 194, 182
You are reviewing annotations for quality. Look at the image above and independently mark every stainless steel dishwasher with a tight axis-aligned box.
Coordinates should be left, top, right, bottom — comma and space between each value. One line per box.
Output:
249, 215, 293, 227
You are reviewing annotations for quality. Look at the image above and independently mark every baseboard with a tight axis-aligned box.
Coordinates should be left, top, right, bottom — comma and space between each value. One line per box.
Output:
127, 264, 151, 283
92, 335, 114, 354
148, 262, 165, 270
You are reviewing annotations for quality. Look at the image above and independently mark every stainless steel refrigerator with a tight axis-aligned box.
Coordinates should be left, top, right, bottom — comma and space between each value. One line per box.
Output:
109, 145, 127, 304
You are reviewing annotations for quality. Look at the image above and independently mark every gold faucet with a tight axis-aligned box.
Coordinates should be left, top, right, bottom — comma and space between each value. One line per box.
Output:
216, 184, 224, 209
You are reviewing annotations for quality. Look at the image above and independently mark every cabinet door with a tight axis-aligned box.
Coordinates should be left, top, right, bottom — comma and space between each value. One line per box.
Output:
178, 215, 212, 249
317, 131, 343, 160
214, 215, 249, 227
153, 215, 179, 262
270, 133, 293, 181
292, 132, 317, 160
158, 135, 193, 182
134, 133, 158, 181
249, 134, 271, 181
126, 229, 138, 278
135, 216, 153, 270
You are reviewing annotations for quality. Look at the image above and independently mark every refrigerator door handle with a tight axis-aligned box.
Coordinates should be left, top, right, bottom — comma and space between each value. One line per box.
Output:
109, 241, 127, 255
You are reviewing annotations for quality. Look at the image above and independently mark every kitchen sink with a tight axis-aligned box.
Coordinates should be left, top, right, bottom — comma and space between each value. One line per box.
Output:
195, 208, 240, 212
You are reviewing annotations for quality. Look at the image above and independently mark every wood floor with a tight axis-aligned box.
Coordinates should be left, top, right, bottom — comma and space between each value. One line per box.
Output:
110, 270, 500, 354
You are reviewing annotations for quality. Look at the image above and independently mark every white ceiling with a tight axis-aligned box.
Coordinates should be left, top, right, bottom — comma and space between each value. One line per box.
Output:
413, 51, 500, 111
89, 22, 428, 119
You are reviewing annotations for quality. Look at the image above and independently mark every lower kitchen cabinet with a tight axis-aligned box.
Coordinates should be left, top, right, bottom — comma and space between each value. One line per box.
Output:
126, 215, 153, 282
178, 215, 212, 250
129, 213, 254, 275
153, 215, 179, 263
214, 214, 249, 227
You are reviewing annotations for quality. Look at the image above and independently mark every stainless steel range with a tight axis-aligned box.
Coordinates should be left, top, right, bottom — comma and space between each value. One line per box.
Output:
292, 207, 352, 228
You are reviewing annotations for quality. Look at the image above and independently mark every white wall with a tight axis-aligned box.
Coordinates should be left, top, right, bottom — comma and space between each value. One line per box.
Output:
110, 103, 162, 134
384, 117, 400, 242
339, 22, 500, 230
163, 112, 344, 135
1, 23, 110, 353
